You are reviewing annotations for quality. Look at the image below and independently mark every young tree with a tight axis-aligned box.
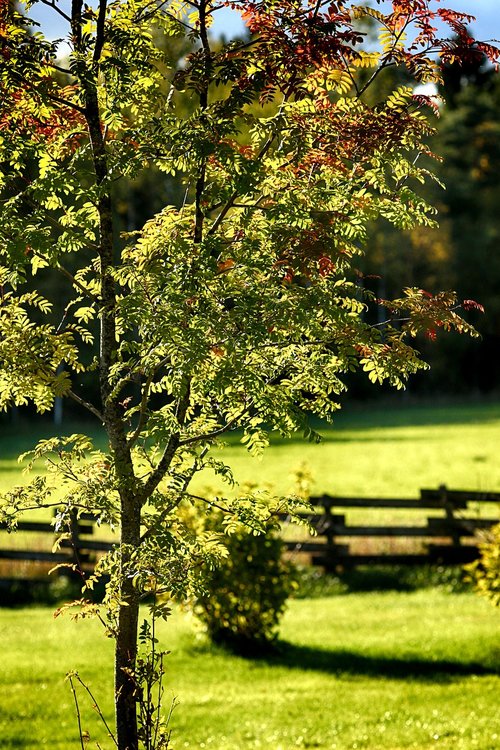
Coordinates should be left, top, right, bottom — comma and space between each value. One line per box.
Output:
0, 1, 497, 748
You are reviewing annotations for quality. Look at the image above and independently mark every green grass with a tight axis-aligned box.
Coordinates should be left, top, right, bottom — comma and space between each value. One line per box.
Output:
2, 399, 500, 498
198, 398, 500, 499
0, 419, 106, 494
1, 591, 499, 749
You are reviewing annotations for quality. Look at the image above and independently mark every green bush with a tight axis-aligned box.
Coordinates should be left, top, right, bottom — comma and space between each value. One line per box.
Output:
465, 523, 500, 607
190, 512, 296, 653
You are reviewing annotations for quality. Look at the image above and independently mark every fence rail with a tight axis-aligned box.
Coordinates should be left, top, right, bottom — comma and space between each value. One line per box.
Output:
0, 486, 499, 579
281, 486, 500, 570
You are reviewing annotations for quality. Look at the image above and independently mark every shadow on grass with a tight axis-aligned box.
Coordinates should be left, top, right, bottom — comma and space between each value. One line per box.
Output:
258, 401, 500, 447
237, 641, 499, 682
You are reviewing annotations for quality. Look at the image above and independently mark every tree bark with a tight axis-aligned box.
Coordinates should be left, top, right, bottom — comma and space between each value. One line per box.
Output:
83, 72, 141, 750
115, 488, 141, 750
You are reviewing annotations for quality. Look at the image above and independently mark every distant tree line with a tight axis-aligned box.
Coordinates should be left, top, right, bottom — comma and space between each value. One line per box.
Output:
356, 51, 500, 398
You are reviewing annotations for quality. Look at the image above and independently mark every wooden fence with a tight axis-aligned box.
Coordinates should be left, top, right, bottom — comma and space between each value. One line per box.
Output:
280, 486, 500, 570
0, 486, 499, 580
0, 512, 112, 583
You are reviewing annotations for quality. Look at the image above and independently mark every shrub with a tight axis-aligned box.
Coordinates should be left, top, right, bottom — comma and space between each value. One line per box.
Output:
189, 510, 297, 653
465, 523, 500, 607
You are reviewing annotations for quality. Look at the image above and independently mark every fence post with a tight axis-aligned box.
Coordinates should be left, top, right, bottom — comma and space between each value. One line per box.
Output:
68, 509, 85, 574
320, 496, 337, 572
439, 484, 461, 549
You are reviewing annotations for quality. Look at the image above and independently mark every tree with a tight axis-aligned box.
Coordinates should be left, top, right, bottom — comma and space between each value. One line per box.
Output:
0, 1, 497, 748
435, 59, 500, 392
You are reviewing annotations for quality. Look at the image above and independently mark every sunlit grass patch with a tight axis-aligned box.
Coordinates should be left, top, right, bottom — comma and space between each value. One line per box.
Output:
0, 590, 499, 749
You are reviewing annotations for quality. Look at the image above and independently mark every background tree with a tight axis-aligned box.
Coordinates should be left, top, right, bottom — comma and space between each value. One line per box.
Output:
357, 42, 500, 397
0, 2, 497, 749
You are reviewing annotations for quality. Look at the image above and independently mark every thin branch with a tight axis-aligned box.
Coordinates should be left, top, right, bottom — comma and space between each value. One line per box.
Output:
106, 351, 171, 409
6, 61, 86, 114
56, 264, 98, 299
5, 503, 89, 512
140, 446, 212, 545
357, 17, 412, 98
208, 136, 274, 236
138, 2, 194, 31
126, 374, 154, 449
231, 202, 271, 210
18, 194, 99, 251
184, 491, 268, 533
184, 491, 230, 515
39, 0, 72, 23
45, 89, 87, 115
139, 379, 191, 503
68, 674, 86, 750
74, 673, 119, 748
178, 411, 245, 447
46, 456, 81, 483
45, 60, 74, 76
340, 51, 360, 96
67, 389, 105, 422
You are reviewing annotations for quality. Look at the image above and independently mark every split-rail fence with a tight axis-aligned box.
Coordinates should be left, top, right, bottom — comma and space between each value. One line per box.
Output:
0, 486, 498, 581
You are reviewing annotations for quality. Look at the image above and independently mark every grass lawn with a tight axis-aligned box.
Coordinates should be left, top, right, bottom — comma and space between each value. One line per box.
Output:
2, 399, 500, 499
1, 399, 499, 565
193, 398, 500, 499
0, 590, 499, 750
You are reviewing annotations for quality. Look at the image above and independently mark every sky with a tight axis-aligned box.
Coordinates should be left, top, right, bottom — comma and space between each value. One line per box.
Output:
25, 1, 500, 47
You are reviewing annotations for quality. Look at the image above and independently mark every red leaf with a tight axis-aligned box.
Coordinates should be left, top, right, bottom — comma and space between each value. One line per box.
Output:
463, 299, 485, 313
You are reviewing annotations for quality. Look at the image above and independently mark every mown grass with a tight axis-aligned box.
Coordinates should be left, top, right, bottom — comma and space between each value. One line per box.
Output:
0, 591, 499, 750
196, 398, 500, 499
1, 399, 499, 567
2, 398, 500, 499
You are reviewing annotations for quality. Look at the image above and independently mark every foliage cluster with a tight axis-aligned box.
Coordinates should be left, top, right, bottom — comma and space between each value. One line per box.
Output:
358, 56, 500, 397
182, 503, 296, 651
465, 524, 500, 607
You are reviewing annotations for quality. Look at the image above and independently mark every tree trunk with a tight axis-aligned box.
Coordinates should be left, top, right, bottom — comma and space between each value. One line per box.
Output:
110, 441, 142, 750
71, 7, 143, 748
85, 87, 142, 750
115, 495, 141, 750
115, 593, 140, 750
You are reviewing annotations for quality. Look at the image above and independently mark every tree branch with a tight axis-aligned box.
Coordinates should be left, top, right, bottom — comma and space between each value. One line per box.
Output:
38, 0, 72, 23
139, 446, 211, 545
193, 0, 212, 245
357, 18, 412, 99
208, 136, 275, 236
71, 0, 84, 49
18, 194, 98, 250
178, 410, 245, 447
6, 61, 86, 114
126, 374, 154, 450
139, 379, 191, 503
93, 0, 108, 64
137, 2, 194, 31
56, 263, 98, 300
67, 389, 105, 422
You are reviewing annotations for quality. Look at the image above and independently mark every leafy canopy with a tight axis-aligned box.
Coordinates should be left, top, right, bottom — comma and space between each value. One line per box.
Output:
1, 0, 497, 585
